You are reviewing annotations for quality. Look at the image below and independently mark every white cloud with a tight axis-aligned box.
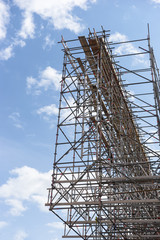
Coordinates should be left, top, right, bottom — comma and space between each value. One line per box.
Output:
109, 32, 136, 55
109, 32, 149, 67
36, 95, 77, 127
26, 66, 61, 94
26, 76, 37, 89
0, 44, 13, 60
13, 0, 96, 34
46, 222, 64, 233
0, 0, 96, 61
39, 66, 61, 91
43, 35, 55, 50
0, 0, 10, 40
0, 38, 26, 61
14, 230, 28, 240
151, 0, 160, 3
132, 55, 149, 67
14, 38, 26, 47
36, 104, 58, 128
37, 104, 58, 116
47, 221, 64, 229
0, 166, 52, 215
0, 221, 8, 229
5, 199, 27, 216
18, 11, 35, 39
9, 112, 24, 129
109, 32, 127, 42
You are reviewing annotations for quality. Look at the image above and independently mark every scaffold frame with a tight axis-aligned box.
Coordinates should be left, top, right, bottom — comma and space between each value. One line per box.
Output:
46, 26, 160, 239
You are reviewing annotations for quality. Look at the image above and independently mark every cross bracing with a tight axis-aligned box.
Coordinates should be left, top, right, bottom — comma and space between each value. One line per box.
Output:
46, 27, 160, 239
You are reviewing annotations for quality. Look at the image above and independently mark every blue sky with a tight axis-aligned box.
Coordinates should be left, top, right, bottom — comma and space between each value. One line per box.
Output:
1, 0, 160, 239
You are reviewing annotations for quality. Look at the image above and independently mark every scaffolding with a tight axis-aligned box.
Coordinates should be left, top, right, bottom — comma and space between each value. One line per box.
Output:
46, 26, 160, 239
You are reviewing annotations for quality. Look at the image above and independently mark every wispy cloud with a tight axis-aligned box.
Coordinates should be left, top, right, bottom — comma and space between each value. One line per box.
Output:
47, 222, 64, 233
26, 66, 61, 94
109, 32, 136, 55
0, 1, 26, 61
14, 230, 28, 240
9, 112, 24, 129
0, 38, 25, 61
26, 76, 38, 92
151, 0, 160, 3
36, 95, 77, 128
39, 66, 61, 90
47, 221, 64, 230
13, 0, 96, 34
0, 44, 13, 60
0, 166, 52, 216
43, 35, 55, 50
5, 199, 27, 216
0, 0, 96, 61
109, 32, 149, 67
18, 11, 35, 39
36, 104, 58, 128
37, 104, 58, 116
0, 0, 10, 40
0, 221, 8, 229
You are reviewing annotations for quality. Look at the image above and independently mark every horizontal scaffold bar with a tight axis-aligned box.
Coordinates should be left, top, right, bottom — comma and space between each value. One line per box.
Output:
53, 175, 160, 184
62, 235, 160, 239
46, 198, 160, 207
64, 219, 160, 225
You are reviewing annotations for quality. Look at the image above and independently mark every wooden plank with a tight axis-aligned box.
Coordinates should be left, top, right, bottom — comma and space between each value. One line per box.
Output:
79, 36, 148, 165
78, 36, 97, 74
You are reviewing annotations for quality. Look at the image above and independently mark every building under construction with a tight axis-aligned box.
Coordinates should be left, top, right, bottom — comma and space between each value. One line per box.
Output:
46, 26, 160, 239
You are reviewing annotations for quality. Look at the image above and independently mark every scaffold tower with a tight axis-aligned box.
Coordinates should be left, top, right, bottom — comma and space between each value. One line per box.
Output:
46, 26, 160, 239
